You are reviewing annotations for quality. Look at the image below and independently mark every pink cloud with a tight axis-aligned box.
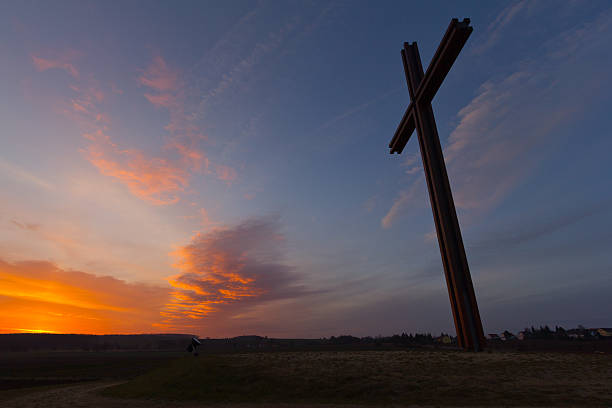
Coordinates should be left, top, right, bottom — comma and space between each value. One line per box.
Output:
86, 144, 189, 206
215, 164, 237, 184
381, 181, 425, 229
30, 50, 219, 207
138, 55, 179, 92
31, 55, 79, 78
71, 101, 89, 113
167, 141, 207, 172
144, 93, 176, 108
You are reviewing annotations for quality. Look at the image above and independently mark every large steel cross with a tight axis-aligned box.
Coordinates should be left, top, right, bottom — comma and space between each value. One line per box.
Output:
388, 18, 485, 351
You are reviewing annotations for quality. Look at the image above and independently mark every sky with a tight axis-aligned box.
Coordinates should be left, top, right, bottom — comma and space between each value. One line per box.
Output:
1, 0, 611, 337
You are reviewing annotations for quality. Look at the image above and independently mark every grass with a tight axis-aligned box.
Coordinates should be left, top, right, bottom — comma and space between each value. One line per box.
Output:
0, 350, 182, 398
103, 349, 612, 406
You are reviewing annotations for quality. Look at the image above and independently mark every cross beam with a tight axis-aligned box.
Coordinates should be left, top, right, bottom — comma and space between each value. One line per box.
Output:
388, 18, 486, 351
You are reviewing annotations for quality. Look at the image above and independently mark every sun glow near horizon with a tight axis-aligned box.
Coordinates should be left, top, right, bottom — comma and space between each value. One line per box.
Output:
1, 1, 612, 338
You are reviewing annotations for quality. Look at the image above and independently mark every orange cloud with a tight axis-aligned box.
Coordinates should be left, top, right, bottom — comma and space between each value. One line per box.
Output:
86, 144, 189, 205
31, 55, 79, 78
161, 217, 312, 330
0, 259, 170, 334
31, 51, 214, 206
171, 142, 207, 171
138, 55, 178, 91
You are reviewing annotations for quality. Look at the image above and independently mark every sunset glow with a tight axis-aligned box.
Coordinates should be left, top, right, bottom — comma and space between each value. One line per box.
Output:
1, 1, 611, 337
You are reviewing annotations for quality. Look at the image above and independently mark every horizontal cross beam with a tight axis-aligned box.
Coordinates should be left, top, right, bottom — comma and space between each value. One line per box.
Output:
388, 18, 472, 154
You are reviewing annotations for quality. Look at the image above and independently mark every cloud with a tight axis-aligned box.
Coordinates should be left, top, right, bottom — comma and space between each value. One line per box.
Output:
472, 0, 531, 55
144, 93, 176, 108
167, 141, 208, 172
138, 55, 179, 91
214, 164, 237, 184
30, 52, 206, 205
138, 54, 210, 181
382, 5, 612, 227
31, 54, 79, 78
160, 217, 313, 330
381, 180, 425, 229
86, 142, 189, 205
314, 87, 401, 133
472, 200, 612, 250
10, 219, 40, 231
0, 158, 54, 190
192, 15, 299, 114
0, 259, 170, 334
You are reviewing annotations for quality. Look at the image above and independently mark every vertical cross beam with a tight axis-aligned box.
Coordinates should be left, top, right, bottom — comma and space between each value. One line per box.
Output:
402, 42, 485, 351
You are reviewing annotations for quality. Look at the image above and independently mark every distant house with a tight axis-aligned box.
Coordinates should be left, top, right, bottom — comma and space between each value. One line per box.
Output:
517, 331, 526, 341
500, 331, 515, 341
597, 328, 612, 338
487, 334, 501, 341
434, 335, 452, 344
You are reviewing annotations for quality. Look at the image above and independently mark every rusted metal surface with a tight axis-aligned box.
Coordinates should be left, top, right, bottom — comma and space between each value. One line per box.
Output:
388, 18, 485, 351
389, 18, 472, 154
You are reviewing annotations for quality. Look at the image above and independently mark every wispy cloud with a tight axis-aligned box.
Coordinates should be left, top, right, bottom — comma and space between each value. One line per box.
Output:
471, 0, 531, 55
31, 52, 79, 78
10, 219, 40, 231
214, 164, 237, 184
86, 141, 189, 205
381, 179, 425, 229
382, 5, 612, 227
0, 158, 54, 190
30, 52, 210, 205
472, 199, 612, 250
190, 12, 299, 115
314, 87, 401, 133
138, 55, 179, 91
139, 54, 209, 177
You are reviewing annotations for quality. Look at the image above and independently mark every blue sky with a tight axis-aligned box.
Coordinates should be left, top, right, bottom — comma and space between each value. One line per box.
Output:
0, 0, 611, 336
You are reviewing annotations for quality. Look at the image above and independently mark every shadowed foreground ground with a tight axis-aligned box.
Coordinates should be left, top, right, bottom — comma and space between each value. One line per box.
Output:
104, 350, 612, 406
2, 350, 612, 406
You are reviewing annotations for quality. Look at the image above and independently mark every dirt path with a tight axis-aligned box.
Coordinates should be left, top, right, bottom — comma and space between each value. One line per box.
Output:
1, 381, 376, 408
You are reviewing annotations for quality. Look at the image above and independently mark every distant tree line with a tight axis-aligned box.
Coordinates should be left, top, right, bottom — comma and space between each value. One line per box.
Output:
0, 334, 195, 352
1, 325, 609, 352
517, 325, 610, 340
324, 333, 449, 346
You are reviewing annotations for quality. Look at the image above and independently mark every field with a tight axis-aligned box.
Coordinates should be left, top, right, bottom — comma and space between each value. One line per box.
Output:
2, 349, 612, 406
0, 351, 182, 399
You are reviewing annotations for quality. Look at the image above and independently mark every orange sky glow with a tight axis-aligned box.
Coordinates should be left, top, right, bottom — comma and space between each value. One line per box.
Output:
3, 1, 612, 338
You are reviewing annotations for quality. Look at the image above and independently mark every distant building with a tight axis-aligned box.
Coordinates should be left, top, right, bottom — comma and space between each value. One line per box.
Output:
487, 334, 501, 341
517, 331, 526, 341
434, 335, 452, 344
596, 328, 612, 337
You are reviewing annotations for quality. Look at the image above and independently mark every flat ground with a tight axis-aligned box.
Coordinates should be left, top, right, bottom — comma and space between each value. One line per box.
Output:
2, 349, 612, 406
